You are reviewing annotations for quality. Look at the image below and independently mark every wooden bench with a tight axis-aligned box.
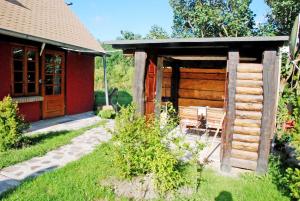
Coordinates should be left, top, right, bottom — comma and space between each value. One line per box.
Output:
179, 106, 225, 135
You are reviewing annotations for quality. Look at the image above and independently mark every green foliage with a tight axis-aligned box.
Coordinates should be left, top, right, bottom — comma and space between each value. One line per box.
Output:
112, 104, 204, 194
265, 0, 300, 35
0, 96, 29, 151
169, 0, 255, 37
145, 25, 170, 39
268, 155, 300, 200
98, 108, 116, 119
117, 30, 142, 40
95, 44, 134, 92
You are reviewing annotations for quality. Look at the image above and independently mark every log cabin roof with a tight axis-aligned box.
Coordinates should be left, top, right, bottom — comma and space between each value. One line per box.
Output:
105, 36, 289, 50
0, 0, 104, 54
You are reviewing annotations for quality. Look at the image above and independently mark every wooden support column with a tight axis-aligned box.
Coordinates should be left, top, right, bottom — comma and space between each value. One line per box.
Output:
155, 57, 164, 116
221, 50, 239, 172
133, 51, 147, 115
171, 63, 180, 111
256, 50, 279, 174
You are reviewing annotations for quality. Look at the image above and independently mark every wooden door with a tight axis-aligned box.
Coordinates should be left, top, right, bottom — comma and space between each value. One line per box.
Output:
42, 50, 65, 118
145, 57, 157, 116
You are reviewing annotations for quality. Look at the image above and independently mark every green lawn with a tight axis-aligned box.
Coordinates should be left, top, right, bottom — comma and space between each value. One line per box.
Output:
1, 142, 289, 201
95, 90, 132, 107
0, 121, 106, 169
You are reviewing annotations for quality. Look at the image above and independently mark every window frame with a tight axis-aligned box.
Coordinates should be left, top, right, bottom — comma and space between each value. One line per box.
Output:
11, 45, 39, 97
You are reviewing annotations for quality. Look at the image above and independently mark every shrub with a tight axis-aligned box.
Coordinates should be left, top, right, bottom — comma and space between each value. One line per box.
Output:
98, 107, 116, 119
112, 104, 204, 194
268, 155, 300, 200
0, 96, 29, 151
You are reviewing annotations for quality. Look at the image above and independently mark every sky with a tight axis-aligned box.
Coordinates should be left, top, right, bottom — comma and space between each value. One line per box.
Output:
70, 0, 270, 42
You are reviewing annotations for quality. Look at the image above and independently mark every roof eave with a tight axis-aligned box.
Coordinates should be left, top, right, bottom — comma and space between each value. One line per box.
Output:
0, 28, 106, 56
104, 36, 289, 50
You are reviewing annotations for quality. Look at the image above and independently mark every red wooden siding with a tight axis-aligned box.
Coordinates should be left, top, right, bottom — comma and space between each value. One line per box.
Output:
66, 52, 95, 115
18, 102, 41, 122
0, 42, 11, 98
145, 56, 157, 116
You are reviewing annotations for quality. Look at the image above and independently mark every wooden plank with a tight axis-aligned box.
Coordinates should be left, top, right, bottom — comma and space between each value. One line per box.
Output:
163, 78, 225, 91
179, 89, 224, 100
257, 50, 279, 174
232, 141, 259, 152
164, 68, 226, 74
233, 134, 260, 143
234, 119, 261, 128
155, 57, 163, 116
234, 126, 261, 136
237, 63, 263, 73
133, 51, 147, 115
221, 50, 239, 172
180, 79, 225, 91
235, 103, 263, 111
236, 80, 263, 88
162, 87, 170, 97
235, 110, 262, 120
163, 72, 225, 80
236, 87, 263, 95
231, 149, 259, 161
178, 98, 224, 108
231, 158, 257, 170
235, 94, 263, 103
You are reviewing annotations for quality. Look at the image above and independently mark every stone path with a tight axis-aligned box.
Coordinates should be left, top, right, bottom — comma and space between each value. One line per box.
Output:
27, 112, 102, 135
0, 120, 114, 195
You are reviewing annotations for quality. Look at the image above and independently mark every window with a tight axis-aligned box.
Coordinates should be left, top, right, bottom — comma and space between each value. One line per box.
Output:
12, 46, 39, 96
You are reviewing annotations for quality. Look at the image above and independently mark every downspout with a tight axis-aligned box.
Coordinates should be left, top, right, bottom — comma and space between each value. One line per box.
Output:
103, 55, 109, 106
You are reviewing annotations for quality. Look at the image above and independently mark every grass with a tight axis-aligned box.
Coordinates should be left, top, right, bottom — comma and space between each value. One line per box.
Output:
0, 120, 107, 169
1, 142, 289, 201
95, 90, 132, 107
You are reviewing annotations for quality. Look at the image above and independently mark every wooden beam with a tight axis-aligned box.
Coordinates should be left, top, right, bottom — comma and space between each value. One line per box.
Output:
155, 57, 164, 116
133, 51, 147, 115
256, 50, 279, 174
221, 50, 239, 172
171, 63, 180, 111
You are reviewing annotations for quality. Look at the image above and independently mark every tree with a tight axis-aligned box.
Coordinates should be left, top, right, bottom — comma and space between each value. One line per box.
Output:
117, 30, 142, 40
145, 25, 170, 39
169, 0, 255, 38
265, 0, 300, 35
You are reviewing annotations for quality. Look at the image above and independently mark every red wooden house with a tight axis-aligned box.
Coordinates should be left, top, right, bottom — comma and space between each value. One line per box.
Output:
0, 0, 105, 122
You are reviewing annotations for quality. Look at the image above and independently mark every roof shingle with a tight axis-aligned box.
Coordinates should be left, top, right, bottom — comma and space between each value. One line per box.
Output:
0, 0, 104, 53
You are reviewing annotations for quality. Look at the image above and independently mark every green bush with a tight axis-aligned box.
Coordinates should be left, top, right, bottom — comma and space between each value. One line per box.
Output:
0, 96, 29, 151
112, 104, 204, 194
268, 155, 300, 200
98, 108, 116, 119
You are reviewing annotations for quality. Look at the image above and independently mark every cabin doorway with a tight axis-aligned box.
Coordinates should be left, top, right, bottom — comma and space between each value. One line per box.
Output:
41, 50, 65, 119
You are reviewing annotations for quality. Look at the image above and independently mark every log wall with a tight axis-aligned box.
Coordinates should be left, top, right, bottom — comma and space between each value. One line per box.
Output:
231, 63, 263, 170
162, 68, 226, 108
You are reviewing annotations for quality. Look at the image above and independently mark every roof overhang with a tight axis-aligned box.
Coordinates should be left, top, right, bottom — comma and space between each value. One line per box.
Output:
0, 28, 106, 56
105, 36, 289, 53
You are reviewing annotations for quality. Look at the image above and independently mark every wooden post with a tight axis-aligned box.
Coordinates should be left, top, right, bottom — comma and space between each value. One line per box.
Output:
155, 57, 164, 116
171, 63, 180, 111
221, 50, 239, 173
133, 51, 147, 115
103, 55, 109, 106
256, 50, 279, 174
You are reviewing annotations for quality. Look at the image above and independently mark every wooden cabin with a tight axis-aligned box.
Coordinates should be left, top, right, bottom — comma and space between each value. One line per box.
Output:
106, 36, 288, 174
0, 0, 105, 122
